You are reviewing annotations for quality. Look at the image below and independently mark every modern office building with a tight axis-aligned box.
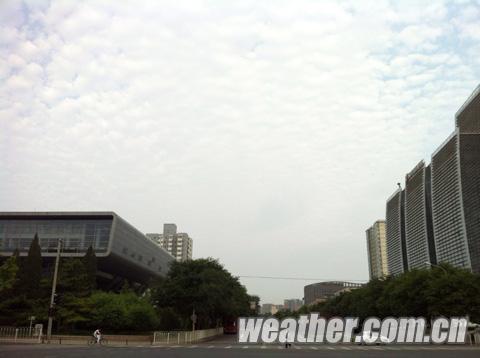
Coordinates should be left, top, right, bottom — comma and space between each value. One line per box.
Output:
0, 212, 174, 286
304, 281, 364, 305
381, 84, 480, 275
146, 223, 193, 262
404, 161, 436, 269
386, 188, 408, 275
431, 85, 480, 273
365, 220, 389, 279
283, 299, 303, 312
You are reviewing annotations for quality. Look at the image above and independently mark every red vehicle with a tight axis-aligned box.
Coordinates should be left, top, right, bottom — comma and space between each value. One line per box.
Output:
223, 318, 237, 334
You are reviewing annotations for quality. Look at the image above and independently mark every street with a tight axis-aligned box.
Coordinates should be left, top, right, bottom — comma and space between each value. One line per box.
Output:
1, 335, 480, 357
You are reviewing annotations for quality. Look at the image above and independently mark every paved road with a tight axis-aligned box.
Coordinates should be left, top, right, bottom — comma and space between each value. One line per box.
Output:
1, 335, 480, 358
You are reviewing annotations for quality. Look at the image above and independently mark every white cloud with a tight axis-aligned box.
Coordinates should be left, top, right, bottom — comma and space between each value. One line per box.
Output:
1, 0, 479, 302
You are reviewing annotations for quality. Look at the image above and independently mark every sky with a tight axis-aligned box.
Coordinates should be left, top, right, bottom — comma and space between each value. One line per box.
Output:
1, 0, 480, 304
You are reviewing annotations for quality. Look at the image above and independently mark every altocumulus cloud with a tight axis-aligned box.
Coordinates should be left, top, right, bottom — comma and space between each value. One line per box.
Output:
1, 0, 479, 302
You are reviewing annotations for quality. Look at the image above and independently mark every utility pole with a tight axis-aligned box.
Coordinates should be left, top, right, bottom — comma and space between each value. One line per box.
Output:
47, 239, 62, 341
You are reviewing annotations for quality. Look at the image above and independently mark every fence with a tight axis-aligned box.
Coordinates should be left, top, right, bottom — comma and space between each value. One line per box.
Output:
153, 327, 223, 345
0, 326, 43, 343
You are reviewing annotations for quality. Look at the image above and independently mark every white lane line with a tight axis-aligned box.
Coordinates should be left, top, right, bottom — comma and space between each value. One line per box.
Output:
326, 346, 335, 350
207, 345, 214, 348
189, 345, 198, 348
294, 346, 301, 349
341, 346, 352, 350
261, 346, 267, 349
310, 346, 318, 350
242, 345, 249, 349
224, 345, 232, 349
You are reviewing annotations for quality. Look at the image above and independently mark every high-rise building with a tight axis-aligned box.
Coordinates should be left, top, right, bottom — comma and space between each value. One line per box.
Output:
386, 188, 408, 275
365, 220, 389, 279
382, 84, 480, 275
431, 85, 480, 272
146, 224, 193, 262
404, 161, 436, 269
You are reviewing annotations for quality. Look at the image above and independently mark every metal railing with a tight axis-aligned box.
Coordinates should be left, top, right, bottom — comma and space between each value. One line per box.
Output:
0, 326, 43, 343
153, 327, 223, 344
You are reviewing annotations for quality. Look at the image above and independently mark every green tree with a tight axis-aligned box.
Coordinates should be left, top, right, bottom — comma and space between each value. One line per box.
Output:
18, 234, 42, 298
87, 291, 159, 332
0, 256, 19, 292
151, 258, 251, 329
82, 246, 97, 292
308, 265, 480, 323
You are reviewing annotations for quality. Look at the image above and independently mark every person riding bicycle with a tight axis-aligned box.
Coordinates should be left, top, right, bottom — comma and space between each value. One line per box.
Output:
93, 329, 101, 344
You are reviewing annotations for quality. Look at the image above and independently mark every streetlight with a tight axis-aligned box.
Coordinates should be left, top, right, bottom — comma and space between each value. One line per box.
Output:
47, 239, 62, 341
425, 261, 447, 274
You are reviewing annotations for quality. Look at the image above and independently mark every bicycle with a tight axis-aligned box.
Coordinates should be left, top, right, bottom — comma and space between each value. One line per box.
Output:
88, 336, 107, 346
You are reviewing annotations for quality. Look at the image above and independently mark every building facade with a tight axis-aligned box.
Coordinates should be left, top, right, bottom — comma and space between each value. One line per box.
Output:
431, 85, 480, 272
386, 189, 408, 275
404, 161, 437, 269
283, 299, 303, 312
382, 84, 480, 275
147, 223, 193, 262
304, 281, 364, 305
260, 303, 280, 315
0, 212, 174, 285
365, 220, 389, 280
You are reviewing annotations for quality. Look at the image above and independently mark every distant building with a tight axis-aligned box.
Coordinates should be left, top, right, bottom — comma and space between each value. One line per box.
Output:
404, 161, 436, 269
386, 188, 408, 275
146, 223, 193, 262
0, 212, 174, 286
304, 281, 364, 305
260, 303, 280, 315
284, 299, 303, 312
382, 84, 480, 275
366, 220, 389, 280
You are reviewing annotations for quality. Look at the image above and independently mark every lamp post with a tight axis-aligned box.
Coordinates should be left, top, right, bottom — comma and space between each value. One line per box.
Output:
47, 239, 62, 341
425, 261, 447, 274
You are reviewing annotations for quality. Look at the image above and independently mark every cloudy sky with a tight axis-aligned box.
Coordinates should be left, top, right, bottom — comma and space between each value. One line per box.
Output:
1, 0, 479, 303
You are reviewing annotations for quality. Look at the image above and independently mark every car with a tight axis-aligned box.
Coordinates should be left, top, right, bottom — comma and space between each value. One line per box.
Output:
357, 331, 394, 345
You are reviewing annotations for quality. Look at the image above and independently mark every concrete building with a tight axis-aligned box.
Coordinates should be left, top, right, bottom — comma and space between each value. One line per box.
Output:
146, 223, 193, 262
283, 299, 303, 312
0, 212, 174, 286
382, 84, 480, 275
260, 303, 280, 315
431, 85, 480, 273
304, 281, 364, 305
365, 220, 389, 280
386, 188, 408, 275
404, 161, 437, 269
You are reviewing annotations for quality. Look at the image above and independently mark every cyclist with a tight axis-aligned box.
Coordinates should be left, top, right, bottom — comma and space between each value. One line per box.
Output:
93, 329, 102, 344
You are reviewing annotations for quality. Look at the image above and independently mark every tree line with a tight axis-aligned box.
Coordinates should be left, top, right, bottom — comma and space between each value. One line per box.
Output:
272, 264, 480, 323
0, 235, 254, 332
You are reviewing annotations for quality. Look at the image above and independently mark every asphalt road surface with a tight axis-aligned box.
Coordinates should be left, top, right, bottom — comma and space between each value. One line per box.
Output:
1, 335, 480, 357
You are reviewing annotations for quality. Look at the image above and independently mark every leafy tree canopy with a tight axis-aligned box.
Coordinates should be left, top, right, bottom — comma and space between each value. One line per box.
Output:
151, 258, 251, 329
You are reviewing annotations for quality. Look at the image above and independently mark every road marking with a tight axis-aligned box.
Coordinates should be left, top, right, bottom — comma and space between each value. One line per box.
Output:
189, 345, 198, 348
326, 346, 334, 350
341, 346, 352, 350
242, 345, 249, 349
294, 346, 301, 349
224, 345, 231, 349
207, 345, 214, 348
310, 346, 318, 350
261, 345, 267, 349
